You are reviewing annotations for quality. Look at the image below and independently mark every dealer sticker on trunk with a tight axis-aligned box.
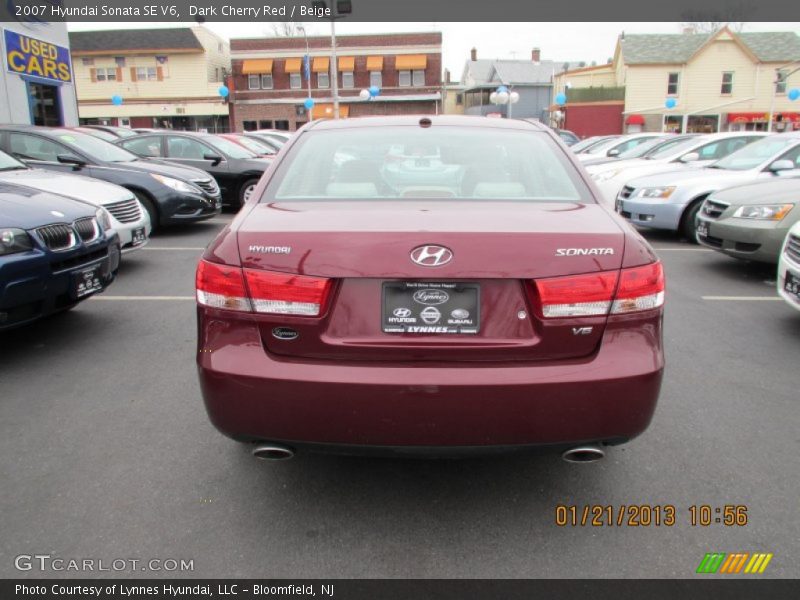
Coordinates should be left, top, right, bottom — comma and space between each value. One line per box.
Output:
382, 281, 480, 334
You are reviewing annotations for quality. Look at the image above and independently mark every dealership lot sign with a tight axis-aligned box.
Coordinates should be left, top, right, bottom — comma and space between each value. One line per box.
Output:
4, 29, 72, 82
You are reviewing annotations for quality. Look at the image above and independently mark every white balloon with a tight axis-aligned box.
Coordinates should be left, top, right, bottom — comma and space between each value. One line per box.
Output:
359, 89, 371, 100
489, 92, 498, 104
509, 91, 520, 104
496, 91, 509, 104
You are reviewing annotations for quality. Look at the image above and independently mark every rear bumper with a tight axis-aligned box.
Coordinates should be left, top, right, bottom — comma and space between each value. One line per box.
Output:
197, 308, 664, 450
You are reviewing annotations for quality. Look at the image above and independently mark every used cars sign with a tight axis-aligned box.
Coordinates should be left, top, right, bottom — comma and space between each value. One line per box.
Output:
4, 29, 72, 83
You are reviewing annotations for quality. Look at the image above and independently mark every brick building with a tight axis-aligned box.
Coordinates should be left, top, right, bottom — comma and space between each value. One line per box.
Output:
229, 32, 442, 131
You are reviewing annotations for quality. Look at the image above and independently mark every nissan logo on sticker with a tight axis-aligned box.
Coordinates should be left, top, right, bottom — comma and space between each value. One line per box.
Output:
413, 289, 450, 305
410, 245, 453, 267
420, 306, 442, 324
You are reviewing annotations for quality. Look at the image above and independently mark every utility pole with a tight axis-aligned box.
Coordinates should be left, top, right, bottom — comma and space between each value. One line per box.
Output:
297, 26, 313, 120
330, 17, 339, 119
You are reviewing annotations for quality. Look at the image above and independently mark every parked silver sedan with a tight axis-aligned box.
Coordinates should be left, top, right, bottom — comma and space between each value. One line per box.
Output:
696, 178, 800, 263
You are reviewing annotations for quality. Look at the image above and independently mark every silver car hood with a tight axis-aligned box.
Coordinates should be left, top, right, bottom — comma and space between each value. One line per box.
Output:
0, 168, 133, 206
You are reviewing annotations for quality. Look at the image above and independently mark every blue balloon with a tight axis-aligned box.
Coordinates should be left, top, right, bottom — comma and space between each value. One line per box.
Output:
789, 88, 800, 101
218, 85, 229, 98
496, 85, 509, 94
304, 97, 315, 110
111, 95, 123, 106
665, 97, 677, 109
555, 92, 567, 105
368, 85, 380, 97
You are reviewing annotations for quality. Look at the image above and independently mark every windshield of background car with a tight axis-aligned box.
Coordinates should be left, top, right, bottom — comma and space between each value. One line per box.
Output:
645, 137, 705, 160
712, 136, 799, 171
203, 136, 258, 159
617, 137, 669, 159
54, 131, 138, 162
234, 136, 274, 154
570, 137, 603, 153
0, 149, 26, 170
266, 127, 590, 202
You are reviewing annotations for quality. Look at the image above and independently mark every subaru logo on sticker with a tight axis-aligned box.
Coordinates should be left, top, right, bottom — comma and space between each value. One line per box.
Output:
450, 308, 470, 319
413, 289, 450, 305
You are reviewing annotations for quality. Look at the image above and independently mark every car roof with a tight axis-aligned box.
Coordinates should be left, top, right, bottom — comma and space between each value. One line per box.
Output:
303, 115, 551, 132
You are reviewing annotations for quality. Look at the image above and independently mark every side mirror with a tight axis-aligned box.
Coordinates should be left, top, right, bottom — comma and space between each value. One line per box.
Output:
679, 152, 700, 163
769, 159, 795, 173
203, 153, 223, 166
57, 154, 87, 167
606, 148, 620, 157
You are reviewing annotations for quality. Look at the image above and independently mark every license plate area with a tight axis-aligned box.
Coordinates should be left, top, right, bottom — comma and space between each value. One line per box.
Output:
785, 271, 800, 298
382, 282, 480, 334
72, 264, 104, 299
131, 227, 146, 246
696, 220, 709, 238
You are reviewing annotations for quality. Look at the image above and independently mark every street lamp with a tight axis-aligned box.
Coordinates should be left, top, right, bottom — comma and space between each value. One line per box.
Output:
489, 85, 520, 118
296, 25, 313, 120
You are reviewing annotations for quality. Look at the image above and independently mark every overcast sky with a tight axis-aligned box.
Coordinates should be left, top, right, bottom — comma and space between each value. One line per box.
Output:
68, 22, 800, 80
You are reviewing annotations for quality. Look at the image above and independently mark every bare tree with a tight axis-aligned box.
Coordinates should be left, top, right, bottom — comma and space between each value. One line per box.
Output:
268, 22, 305, 37
679, 21, 745, 34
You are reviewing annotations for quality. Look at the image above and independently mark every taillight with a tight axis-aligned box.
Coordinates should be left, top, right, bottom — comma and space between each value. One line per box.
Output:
196, 260, 250, 312
244, 269, 332, 316
196, 260, 332, 317
611, 262, 665, 314
535, 261, 664, 318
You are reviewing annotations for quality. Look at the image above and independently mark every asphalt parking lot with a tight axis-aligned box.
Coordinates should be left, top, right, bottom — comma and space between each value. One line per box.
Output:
1, 216, 798, 579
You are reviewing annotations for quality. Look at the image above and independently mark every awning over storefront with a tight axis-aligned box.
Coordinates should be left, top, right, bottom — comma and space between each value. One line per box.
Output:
728, 112, 800, 123
366, 56, 383, 71
625, 114, 645, 125
310, 103, 350, 118
312, 57, 330, 73
241, 59, 273, 74
395, 55, 427, 70
337, 56, 355, 71
284, 58, 302, 73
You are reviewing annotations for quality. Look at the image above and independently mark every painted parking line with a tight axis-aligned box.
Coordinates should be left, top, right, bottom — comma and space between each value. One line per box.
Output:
701, 296, 782, 301
90, 296, 194, 301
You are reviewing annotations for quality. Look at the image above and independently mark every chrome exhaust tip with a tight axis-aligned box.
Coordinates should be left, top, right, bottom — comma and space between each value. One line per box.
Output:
562, 445, 605, 464
252, 444, 295, 461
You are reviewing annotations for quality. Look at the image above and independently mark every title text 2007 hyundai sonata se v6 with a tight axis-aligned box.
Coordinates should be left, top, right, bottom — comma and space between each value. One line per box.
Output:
196, 116, 665, 462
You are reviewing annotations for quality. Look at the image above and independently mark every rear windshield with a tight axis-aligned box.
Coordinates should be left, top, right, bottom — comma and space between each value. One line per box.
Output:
266, 126, 588, 202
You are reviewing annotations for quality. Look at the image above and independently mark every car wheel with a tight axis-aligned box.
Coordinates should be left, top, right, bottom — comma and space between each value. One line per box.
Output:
131, 192, 159, 233
681, 200, 704, 243
238, 179, 260, 207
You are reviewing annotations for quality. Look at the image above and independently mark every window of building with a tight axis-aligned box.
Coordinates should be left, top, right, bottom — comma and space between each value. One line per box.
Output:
259, 120, 273, 129
95, 68, 117, 82
82, 58, 94, 66
721, 72, 734, 95
136, 67, 157, 81
275, 120, 290, 131
667, 72, 679, 96
776, 70, 787, 95
317, 72, 330, 89
214, 67, 219, 82
412, 70, 425, 86
248, 74, 260, 89
261, 74, 273, 89
342, 72, 354, 89
243, 121, 257, 131
289, 73, 302, 89
455, 93, 463, 105
398, 70, 411, 87
370, 71, 382, 88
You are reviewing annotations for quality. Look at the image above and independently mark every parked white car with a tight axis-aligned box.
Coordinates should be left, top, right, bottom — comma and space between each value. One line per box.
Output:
0, 150, 150, 253
575, 133, 664, 163
778, 220, 800, 312
587, 132, 767, 204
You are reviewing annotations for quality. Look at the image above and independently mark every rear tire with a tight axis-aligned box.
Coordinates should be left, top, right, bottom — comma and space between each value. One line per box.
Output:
133, 191, 159, 233
681, 199, 703, 243
239, 179, 260, 208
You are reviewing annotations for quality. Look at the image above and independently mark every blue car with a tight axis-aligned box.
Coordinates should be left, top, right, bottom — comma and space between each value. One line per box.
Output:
0, 183, 120, 330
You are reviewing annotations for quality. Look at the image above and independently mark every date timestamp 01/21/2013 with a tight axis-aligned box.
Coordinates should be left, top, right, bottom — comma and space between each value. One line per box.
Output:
554, 504, 749, 527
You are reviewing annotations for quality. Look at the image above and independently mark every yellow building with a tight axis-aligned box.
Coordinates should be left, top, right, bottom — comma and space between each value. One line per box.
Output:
555, 27, 800, 135
69, 27, 230, 131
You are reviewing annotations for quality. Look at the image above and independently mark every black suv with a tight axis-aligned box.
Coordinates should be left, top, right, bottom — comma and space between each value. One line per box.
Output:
116, 131, 272, 208
0, 125, 221, 230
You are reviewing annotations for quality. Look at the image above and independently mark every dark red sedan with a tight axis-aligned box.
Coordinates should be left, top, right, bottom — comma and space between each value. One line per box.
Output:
196, 116, 665, 462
